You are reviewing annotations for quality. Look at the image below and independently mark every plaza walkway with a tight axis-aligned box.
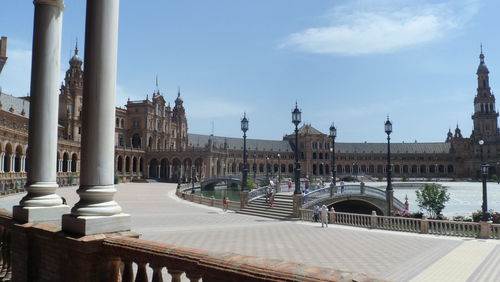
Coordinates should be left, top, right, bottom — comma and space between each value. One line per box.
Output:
1, 182, 499, 281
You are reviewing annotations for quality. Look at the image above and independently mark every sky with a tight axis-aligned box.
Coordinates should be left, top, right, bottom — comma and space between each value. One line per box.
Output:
1, 0, 499, 143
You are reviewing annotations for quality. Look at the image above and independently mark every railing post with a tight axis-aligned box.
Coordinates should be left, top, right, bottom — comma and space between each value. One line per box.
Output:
186, 271, 202, 282
478, 221, 492, 239
330, 208, 336, 224
421, 215, 429, 234
136, 262, 148, 282
151, 264, 164, 282
292, 194, 303, 218
240, 191, 249, 209
167, 268, 183, 282
370, 211, 378, 229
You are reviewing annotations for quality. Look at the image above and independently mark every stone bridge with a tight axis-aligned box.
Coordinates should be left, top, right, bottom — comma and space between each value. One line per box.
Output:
201, 175, 242, 190
302, 184, 405, 215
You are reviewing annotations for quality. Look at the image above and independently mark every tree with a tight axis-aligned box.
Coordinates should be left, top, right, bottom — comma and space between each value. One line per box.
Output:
415, 184, 450, 218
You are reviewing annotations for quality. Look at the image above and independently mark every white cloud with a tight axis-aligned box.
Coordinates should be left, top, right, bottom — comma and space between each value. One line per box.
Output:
281, 0, 479, 55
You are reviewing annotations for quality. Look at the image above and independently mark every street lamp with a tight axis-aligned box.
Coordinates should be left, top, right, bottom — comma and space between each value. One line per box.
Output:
479, 140, 490, 221
253, 152, 257, 182
277, 153, 281, 181
352, 161, 358, 181
292, 103, 302, 194
191, 166, 196, 194
385, 116, 393, 216
266, 156, 270, 180
329, 123, 337, 187
241, 113, 249, 190
177, 166, 181, 190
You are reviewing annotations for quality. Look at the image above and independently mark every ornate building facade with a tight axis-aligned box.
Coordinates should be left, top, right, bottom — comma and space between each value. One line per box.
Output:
0, 40, 498, 190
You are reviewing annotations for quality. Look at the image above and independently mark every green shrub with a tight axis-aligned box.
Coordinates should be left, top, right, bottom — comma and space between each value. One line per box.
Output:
490, 174, 498, 182
415, 184, 450, 218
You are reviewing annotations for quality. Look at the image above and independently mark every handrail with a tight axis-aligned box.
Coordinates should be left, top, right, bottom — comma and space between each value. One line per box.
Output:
300, 208, 498, 239
248, 186, 269, 201
302, 184, 405, 210
102, 236, 375, 281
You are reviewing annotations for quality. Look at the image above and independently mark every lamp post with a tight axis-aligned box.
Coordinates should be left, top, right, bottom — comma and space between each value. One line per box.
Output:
352, 161, 358, 181
479, 140, 490, 221
241, 113, 249, 190
191, 166, 196, 194
292, 103, 302, 195
385, 116, 393, 216
177, 166, 181, 190
277, 153, 281, 181
266, 156, 270, 180
329, 123, 337, 187
253, 153, 257, 182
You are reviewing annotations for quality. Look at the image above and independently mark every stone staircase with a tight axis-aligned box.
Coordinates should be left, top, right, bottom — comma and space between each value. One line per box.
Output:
238, 194, 295, 220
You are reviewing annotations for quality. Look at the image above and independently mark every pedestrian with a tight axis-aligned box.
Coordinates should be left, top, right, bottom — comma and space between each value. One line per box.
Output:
61, 196, 67, 205
313, 205, 320, 222
288, 181, 291, 192
222, 197, 228, 212
320, 205, 329, 228
340, 181, 345, 193
269, 188, 275, 207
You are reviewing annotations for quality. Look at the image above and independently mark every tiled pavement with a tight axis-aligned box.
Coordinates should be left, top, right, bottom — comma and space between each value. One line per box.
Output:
1, 182, 499, 282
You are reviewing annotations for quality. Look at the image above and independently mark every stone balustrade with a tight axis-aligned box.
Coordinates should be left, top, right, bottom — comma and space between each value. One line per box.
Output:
300, 209, 498, 239
102, 236, 378, 282
176, 190, 240, 211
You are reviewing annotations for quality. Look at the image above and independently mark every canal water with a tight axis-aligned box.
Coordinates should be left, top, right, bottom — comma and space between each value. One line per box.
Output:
379, 182, 500, 217
195, 186, 241, 202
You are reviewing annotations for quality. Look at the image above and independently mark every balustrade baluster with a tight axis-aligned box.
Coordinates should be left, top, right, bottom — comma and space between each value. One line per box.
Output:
109, 257, 122, 282
186, 272, 202, 282
151, 264, 163, 282
135, 262, 148, 282
122, 260, 134, 282
167, 269, 183, 282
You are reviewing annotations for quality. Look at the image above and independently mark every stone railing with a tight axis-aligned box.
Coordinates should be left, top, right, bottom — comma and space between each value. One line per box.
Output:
302, 184, 405, 210
0, 210, 12, 281
176, 189, 240, 211
248, 186, 269, 201
493, 224, 500, 239
300, 209, 498, 239
102, 236, 376, 282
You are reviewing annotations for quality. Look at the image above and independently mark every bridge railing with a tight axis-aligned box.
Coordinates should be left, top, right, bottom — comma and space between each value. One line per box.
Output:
248, 186, 269, 201
302, 184, 405, 210
300, 209, 497, 239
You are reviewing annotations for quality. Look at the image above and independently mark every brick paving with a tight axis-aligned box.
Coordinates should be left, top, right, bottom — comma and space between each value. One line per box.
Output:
1, 182, 499, 281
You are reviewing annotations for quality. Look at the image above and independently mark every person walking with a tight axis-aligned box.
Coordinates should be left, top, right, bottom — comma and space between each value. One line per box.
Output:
222, 197, 228, 212
313, 205, 320, 222
340, 181, 345, 193
269, 187, 275, 207
320, 205, 329, 228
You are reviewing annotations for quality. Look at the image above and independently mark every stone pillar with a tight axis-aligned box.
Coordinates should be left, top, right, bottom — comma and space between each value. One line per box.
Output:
21, 156, 26, 172
370, 211, 377, 229
76, 160, 80, 172
62, 0, 130, 235
9, 155, 14, 172
13, 0, 69, 223
478, 221, 492, 239
147, 165, 150, 178
0, 153, 4, 172
67, 160, 72, 172
292, 194, 303, 218
157, 165, 161, 179
58, 160, 63, 172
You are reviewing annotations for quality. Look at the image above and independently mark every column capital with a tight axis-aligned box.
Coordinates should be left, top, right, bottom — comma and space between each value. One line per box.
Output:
34, 0, 64, 10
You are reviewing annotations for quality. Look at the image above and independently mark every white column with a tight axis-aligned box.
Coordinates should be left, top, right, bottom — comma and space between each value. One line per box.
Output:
63, 0, 128, 235
58, 160, 62, 172
21, 156, 26, 172
0, 153, 4, 173
13, 0, 68, 223
76, 160, 80, 172
9, 156, 14, 172
157, 165, 161, 179
67, 160, 72, 172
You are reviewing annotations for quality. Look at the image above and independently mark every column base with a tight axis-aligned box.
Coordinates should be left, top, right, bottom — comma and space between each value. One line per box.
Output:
13, 205, 70, 223
62, 213, 131, 236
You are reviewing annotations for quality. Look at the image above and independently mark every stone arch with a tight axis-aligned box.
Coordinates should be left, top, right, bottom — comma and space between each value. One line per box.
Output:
319, 163, 324, 175
139, 157, 144, 174
149, 158, 159, 178
125, 156, 131, 173
132, 133, 141, 148
160, 158, 169, 179
402, 165, 409, 174
377, 165, 383, 174
330, 198, 384, 215
15, 145, 23, 172
117, 155, 124, 173
288, 164, 293, 173
312, 164, 317, 175
4, 143, 13, 172
420, 165, 427, 174
71, 153, 78, 172
132, 157, 138, 173
447, 164, 454, 173
172, 158, 181, 181
194, 158, 203, 180
259, 163, 264, 173
120, 118, 125, 128
438, 165, 445, 174
62, 152, 69, 172
273, 164, 279, 173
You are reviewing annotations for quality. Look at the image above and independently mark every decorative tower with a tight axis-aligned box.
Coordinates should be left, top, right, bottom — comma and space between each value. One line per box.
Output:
59, 42, 84, 141
172, 89, 188, 150
471, 46, 498, 141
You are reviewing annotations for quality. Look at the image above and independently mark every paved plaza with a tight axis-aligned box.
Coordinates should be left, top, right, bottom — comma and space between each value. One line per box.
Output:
1, 182, 499, 281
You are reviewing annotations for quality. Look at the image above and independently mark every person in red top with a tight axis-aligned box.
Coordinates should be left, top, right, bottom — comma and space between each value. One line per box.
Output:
222, 197, 228, 212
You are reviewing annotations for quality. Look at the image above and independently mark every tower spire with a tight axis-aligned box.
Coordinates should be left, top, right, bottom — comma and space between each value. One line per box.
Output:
480, 43, 485, 63
75, 38, 78, 55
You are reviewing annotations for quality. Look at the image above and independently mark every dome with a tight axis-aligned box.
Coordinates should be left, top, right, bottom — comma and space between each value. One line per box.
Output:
69, 43, 83, 66
477, 53, 489, 74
